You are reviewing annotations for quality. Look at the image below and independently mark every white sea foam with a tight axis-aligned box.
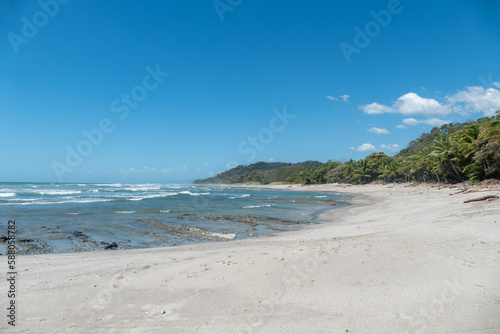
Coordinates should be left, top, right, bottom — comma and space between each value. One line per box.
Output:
77, 184, 86, 186
243, 204, 273, 209
7, 198, 114, 205
179, 191, 201, 196
205, 231, 237, 240
0, 193, 15, 197
66, 212, 80, 215
159, 210, 171, 213
88, 189, 99, 193
115, 211, 136, 214
124, 187, 161, 192
38, 190, 82, 195
127, 192, 178, 201
95, 183, 123, 187
53, 198, 114, 204
314, 195, 327, 198
229, 194, 251, 199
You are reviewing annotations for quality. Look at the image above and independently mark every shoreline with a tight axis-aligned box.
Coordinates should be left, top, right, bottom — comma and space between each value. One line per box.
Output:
9, 183, 500, 333
1, 184, 347, 255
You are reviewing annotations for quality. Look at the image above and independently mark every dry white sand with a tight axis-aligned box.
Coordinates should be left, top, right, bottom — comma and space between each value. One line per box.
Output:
6, 183, 500, 333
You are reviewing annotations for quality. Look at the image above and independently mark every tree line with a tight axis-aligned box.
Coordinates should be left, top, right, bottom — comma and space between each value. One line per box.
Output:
194, 111, 500, 185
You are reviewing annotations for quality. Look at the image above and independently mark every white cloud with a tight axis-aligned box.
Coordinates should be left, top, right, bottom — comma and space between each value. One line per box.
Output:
402, 118, 420, 126
447, 86, 500, 116
349, 143, 377, 152
269, 158, 274, 161
360, 86, 500, 118
368, 127, 390, 135
380, 144, 400, 152
327, 95, 350, 102
120, 168, 137, 174
120, 166, 160, 174
394, 93, 451, 116
359, 102, 393, 115
403, 117, 450, 127
359, 94, 449, 116
422, 118, 451, 127
396, 124, 407, 129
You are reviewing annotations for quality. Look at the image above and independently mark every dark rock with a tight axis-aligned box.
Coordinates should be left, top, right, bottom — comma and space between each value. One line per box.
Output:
175, 213, 220, 221
137, 219, 236, 240
0, 236, 8, 243
16, 240, 54, 254
72, 231, 89, 239
104, 242, 118, 250
168, 213, 308, 227
173, 214, 258, 226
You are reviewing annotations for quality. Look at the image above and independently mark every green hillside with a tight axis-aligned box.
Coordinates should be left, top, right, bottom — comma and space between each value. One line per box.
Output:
194, 111, 500, 185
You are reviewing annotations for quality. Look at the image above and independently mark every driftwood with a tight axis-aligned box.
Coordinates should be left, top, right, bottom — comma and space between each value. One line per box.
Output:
464, 195, 499, 203
449, 188, 468, 196
451, 188, 493, 196
464, 189, 491, 194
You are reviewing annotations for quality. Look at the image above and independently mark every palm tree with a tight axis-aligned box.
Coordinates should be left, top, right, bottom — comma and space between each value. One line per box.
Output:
343, 159, 370, 184
457, 124, 480, 158
430, 134, 463, 182
379, 160, 400, 182
485, 116, 500, 139
415, 146, 438, 182
453, 124, 485, 180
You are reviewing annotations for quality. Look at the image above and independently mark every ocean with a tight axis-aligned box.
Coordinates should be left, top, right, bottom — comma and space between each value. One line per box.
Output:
0, 183, 348, 254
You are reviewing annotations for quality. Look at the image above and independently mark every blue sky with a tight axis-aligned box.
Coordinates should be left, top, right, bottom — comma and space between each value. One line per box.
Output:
1, 0, 500, 183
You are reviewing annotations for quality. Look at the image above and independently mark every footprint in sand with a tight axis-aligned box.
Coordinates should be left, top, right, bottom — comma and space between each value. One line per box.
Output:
200, 264, 211, 272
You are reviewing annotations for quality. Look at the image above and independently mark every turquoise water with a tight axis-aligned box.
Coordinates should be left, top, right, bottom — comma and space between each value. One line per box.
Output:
0, 183, 348, 254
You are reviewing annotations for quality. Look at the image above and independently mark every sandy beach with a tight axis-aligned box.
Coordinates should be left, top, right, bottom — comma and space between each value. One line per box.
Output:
7, 183, 500, 333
